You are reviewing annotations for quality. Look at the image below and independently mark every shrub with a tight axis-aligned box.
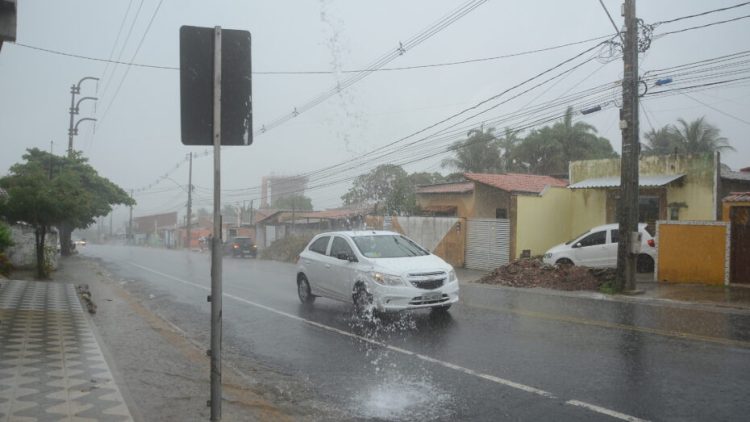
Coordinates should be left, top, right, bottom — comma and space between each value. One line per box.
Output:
0, 253, 12, 277
0, 222, 12, 252
260, 233, 315, 263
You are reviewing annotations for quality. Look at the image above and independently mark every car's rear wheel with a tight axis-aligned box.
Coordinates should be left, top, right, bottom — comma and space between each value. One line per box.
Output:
297, 274, 315, 304
637, 254, 654, 273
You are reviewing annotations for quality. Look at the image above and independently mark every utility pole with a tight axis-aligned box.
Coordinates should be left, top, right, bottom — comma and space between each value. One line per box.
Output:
128, 189, 134, 245
67, 76, 99, 157
616, 0, 640, 292
186, 152, 193, 249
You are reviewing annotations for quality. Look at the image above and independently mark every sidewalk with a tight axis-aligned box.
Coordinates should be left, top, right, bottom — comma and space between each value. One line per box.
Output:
0, 279, 133, 421
456, 268, 750, 312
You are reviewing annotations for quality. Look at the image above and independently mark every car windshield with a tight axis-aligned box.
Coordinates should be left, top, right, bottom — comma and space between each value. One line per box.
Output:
352, 235, 429, 258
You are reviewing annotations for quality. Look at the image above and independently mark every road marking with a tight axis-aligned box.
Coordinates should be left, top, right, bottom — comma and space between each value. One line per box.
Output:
127, 261, 647, 421
466, 302, 750, 349
566, 400, 648, 422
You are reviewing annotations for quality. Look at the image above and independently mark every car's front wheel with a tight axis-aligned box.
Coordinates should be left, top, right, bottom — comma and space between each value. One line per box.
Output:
353, 283, 373, 313
431, 304, 451, 313
297, 274, 315, 305
555, 258, 574, 268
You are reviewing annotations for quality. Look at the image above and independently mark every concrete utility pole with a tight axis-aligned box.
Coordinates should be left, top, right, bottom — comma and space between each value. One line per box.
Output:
129, 189, 133, 245
67, 76, 99, 157
616, 0, 640, 292
186, 152, 193, 249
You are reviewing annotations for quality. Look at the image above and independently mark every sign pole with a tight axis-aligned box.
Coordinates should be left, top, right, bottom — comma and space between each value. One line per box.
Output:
210, 25, 223, 422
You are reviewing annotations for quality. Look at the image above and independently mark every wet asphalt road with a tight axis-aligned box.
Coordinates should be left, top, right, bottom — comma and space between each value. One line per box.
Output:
83, 245, 750, 421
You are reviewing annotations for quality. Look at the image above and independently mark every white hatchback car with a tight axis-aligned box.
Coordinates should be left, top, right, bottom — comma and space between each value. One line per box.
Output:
296, 231, 459, 313
542, 223, 656, 272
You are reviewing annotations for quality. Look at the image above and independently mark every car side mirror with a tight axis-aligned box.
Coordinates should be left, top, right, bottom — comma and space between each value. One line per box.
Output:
337, 252, 349, 261
574, 242, 582, 248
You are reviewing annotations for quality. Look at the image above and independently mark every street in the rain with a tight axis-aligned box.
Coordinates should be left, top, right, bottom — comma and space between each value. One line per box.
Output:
77, 244, 750, 422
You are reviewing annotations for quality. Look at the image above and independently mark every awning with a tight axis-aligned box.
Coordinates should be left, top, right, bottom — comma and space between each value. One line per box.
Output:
569, 174, 685, 189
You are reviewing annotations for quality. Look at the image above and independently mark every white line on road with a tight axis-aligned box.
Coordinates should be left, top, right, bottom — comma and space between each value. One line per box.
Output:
127, 261, 648, 422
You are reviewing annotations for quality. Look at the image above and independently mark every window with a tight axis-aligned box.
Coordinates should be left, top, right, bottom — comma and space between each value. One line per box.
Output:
578, 231, 606, 247
496, 208, 507, 219
610, 229, 619, 243
309, 236, 330, 254
330, 237, 354, 258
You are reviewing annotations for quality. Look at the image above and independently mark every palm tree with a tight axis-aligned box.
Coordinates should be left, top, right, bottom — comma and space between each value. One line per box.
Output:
497, 127, 523, 172
441, 127, 502, 173
642, 126, 683, 156
671, 117, 734, 154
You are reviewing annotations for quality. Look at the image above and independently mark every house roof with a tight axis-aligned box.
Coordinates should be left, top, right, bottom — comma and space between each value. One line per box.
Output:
724, 192, 750, 202
464, 173, 567, 194
416, 182, 474, 194
722, 168, 750, 182
569, 174, 685, 189
297, 208, 369, 220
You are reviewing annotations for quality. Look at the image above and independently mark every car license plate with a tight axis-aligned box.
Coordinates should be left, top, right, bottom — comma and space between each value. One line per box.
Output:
425, 292, 442, 302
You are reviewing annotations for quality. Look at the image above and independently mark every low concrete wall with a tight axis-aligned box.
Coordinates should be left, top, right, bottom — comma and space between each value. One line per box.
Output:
7, 225, 59, 270
656, 221, 729, 285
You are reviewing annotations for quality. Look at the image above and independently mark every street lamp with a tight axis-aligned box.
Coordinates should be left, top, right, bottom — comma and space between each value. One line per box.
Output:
67, 76, 99, 156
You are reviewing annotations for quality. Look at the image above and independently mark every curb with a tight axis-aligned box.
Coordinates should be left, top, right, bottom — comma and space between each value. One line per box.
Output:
462, 281, 750, 315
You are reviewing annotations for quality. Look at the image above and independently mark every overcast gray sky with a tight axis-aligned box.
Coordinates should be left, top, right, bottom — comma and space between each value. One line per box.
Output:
2, 0, 749, 229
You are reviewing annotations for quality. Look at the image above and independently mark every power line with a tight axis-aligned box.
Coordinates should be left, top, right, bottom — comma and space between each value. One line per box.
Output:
654, 14, 750, 38
681, 92, 750, 126
100, 0, 135, 83
651, 1, 750, 26
99, 0, 146, 98
98, 0, 165, 126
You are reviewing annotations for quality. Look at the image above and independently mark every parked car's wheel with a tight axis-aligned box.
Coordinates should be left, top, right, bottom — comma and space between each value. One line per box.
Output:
637, 254, 654, 273
297, 274, 315, 304
555, 258, 574, 268
353, 283, 372, 313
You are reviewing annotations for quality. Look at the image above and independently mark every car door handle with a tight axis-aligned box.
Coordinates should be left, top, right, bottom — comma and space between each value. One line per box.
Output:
325, 264, 331, 269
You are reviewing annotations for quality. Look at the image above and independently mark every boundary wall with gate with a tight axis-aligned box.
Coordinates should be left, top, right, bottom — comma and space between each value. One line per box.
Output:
656, 220, 730, 285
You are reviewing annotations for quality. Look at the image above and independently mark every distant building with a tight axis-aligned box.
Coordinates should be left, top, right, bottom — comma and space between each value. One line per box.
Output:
260, 175, 308, 208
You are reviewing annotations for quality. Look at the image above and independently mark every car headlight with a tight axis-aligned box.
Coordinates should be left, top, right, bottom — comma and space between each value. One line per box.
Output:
544, 253, 552, 259
448, 269, 457, 283
370, 271, 406, 286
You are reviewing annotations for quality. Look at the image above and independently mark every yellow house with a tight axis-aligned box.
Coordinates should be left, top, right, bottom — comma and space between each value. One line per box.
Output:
514, 153, 739, 259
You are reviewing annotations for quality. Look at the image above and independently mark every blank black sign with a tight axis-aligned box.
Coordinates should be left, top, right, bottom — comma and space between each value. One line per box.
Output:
180, 26, 252, 146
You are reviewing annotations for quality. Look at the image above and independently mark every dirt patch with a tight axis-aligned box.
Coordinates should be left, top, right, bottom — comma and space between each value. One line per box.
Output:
477, 258, 616, 291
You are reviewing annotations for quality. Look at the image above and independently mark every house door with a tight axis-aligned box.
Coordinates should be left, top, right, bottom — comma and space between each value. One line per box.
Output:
730, 206, 750, 284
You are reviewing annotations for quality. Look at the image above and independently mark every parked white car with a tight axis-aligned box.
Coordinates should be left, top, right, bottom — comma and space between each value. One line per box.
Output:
542, 223, 656, 272
296, 231, 459, 313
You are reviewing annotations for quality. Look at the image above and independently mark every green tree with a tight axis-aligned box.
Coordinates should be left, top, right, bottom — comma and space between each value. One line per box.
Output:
671, 117, 734, 154
441, 127, 502, 173
514, 107, 617, 175
642, 126, 682, 156
0, 149, 134, 277
342, 164, 418, 215
497, 127, 524, 172
0, 221, 12, 252
272, 195, 313, 211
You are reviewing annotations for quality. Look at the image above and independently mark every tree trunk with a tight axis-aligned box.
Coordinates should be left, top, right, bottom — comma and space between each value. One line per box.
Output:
35, 226, 47, 279
59, 223, 73, 256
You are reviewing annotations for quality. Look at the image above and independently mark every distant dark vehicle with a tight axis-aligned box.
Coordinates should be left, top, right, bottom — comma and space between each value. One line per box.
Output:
224, 237, 257, 258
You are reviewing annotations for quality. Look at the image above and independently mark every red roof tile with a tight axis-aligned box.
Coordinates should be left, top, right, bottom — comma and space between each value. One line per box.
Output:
464, 172, 567, 194
416, 182, 474, 194
296, 208, 370, 220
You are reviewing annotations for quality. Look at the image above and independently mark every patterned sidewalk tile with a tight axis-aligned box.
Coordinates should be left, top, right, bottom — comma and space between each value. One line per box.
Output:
0, 280, 133, 421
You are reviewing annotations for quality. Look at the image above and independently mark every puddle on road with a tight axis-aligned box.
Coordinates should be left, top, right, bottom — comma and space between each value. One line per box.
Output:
352, 375, 453, 421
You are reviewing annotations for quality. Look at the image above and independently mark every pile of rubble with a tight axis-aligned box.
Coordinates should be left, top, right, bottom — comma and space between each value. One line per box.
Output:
477, 258, 616, 291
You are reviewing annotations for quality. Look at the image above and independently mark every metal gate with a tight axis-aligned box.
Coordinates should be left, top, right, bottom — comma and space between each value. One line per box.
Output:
730, 206, 750, 284
465, 218, 510, 271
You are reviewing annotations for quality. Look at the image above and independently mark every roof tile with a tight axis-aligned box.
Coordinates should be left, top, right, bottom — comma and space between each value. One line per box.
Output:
464, 172, 567, 194
416, 182, 474, 194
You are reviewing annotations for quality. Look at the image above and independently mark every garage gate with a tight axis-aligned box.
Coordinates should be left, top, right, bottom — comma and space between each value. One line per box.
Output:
465, 218, 510, 271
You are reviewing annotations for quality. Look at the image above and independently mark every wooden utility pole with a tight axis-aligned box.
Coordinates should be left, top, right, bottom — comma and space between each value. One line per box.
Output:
128, 189, 133, 245
616, 0, 640, 292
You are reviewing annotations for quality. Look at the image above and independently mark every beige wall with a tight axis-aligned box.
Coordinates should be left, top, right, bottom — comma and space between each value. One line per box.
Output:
416, 192, 475, 218
570, 189, 608, 235
514, 187, 572, 258
473, 184, 512, 218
